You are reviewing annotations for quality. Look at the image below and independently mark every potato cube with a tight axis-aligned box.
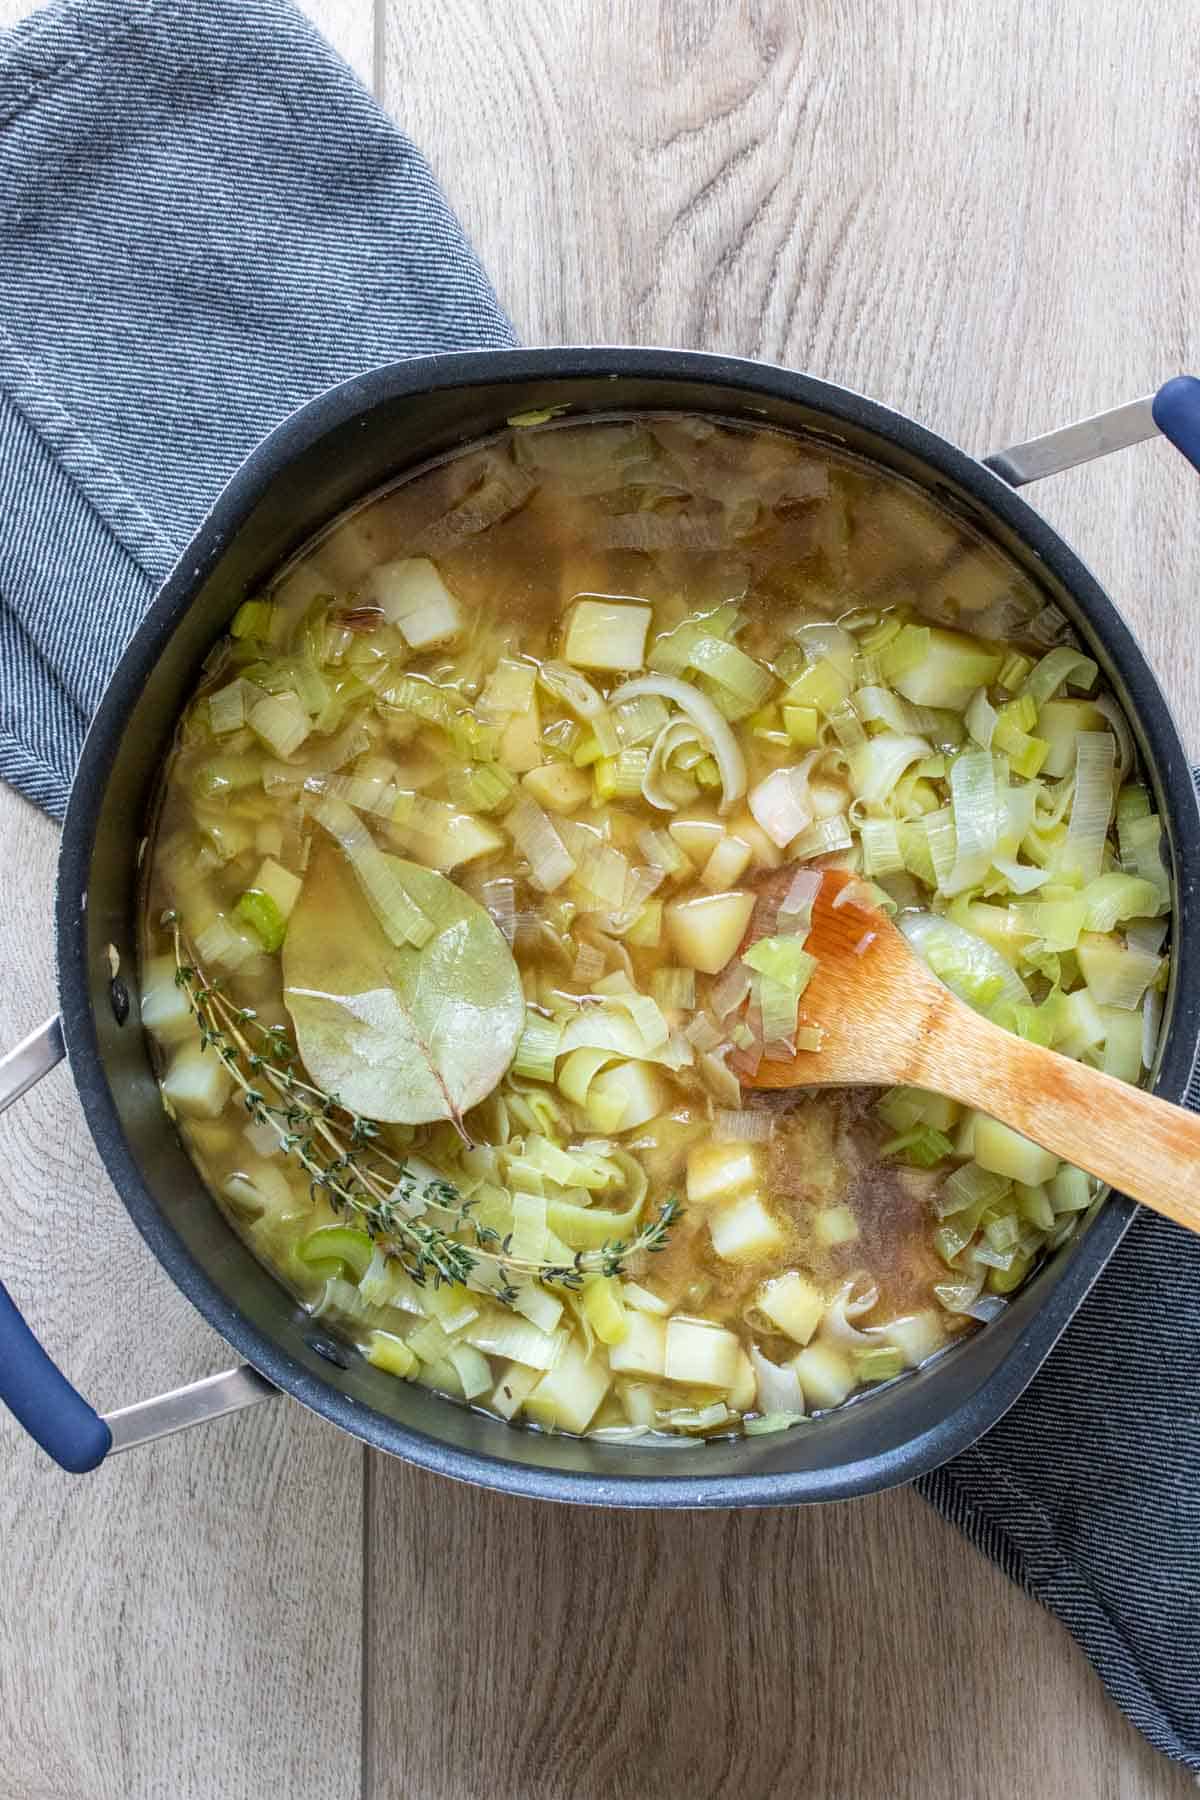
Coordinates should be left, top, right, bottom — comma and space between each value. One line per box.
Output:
665, 890, 756, 974
607, 1311, 667, 1377
972, 1114, 1059, 1187
729, 1348, 757, 1413
252, 856, 302, 921
686, 1142, 760, 1208
490, 1361, 542, 1421
790, 1341, 855, 1410
708, 1195, 785, 1263
161, 1041, 233, 1119
364, 557, 462, 648
563, 597, 652, 671
140, 955, 196, 1044
663, 1317, 741, 1388
813, 1205, 860, 1248
756, 1271, 824, 1345
521, 763, 591, 814
524, 1337, 611, 1433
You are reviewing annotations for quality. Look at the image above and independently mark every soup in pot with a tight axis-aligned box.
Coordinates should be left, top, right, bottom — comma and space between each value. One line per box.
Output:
138, 414, 1171, 1442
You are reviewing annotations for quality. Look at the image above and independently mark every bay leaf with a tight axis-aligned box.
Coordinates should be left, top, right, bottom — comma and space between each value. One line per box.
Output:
282, 841, 523, 1126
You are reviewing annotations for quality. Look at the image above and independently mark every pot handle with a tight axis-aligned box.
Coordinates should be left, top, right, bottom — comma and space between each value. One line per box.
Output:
986, 375, 1200, 486
0, 1017, 275, 1471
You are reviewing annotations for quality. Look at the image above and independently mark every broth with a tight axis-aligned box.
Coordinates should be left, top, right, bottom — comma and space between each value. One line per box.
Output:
139, 414, 1171, 1442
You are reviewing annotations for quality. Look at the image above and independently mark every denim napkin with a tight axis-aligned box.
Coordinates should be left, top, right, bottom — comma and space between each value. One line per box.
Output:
1, 0, 1197, 1774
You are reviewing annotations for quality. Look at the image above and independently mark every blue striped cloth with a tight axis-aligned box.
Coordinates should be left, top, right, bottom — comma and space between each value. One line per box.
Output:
2, 0, 1197, 1774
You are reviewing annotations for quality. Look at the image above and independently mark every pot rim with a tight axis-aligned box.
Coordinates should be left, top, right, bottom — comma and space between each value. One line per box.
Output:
55, 346, 1200, 1505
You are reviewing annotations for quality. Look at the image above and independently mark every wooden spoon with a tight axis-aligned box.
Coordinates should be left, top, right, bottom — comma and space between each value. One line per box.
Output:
738, 867, 1200, 1236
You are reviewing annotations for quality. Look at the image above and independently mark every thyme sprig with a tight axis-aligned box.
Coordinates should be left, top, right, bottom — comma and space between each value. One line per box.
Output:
169, 923, 680, 1300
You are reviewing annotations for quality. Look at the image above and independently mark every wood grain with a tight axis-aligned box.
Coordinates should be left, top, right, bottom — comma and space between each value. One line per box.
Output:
0, 5, 368, 1800
373, 3, 1200, 1797
0, 0, 1197, 1796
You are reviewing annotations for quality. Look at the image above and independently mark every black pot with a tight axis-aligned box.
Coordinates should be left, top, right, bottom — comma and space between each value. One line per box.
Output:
3, 348, 1199, 1503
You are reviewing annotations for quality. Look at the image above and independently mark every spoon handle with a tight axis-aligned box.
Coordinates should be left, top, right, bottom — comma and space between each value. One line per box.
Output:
917, 998, 1200, 1237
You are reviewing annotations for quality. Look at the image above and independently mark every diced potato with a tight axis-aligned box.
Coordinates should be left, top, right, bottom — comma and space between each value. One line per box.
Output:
887, 624, 1002, 710
665, 889, 756, 974
622, 1281, 672, 1317
756, 1271, 824, 1345
725, 807, 785, 871
878, 1310, 943, 1368
686, 1142, 760, 1207
522, 762, 591, 814
161, 1041, 233, 1119
664, 1317, 741, 1388
729, 1348, 757, 1412
582, 1277, 629, 1345
490, 1361, 541, 1421
620, 1381, 661, 1427
365, 1331, 417, 1378
524, 1337, 611, 1433
364, 557, 462, 649
708, 1194, 785, 1263
790, 1341, 855, 1410
972, 1114, 1059, 1186
586, 1060, 670, 1133
499, 691, 542, 772
252, 856, 302, 921
813, 1205, 860, 1248
607, 1310, 667, 1376
701, 835, 753, 892
140, 955, 196, 1044
563, 597, 652, 671
668, 815, 725, 862
448, 1342, 493, 1399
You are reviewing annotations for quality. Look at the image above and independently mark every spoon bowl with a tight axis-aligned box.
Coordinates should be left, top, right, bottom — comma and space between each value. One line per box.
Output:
738, 868, 1200, 1240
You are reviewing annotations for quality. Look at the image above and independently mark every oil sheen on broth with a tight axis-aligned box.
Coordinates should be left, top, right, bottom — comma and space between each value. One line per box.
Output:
139, 415, 1171, 1443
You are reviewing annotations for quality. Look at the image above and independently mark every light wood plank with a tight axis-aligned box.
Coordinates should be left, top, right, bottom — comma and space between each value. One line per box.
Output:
0, 7, 376, 1797
371, 3, 1200, 1796
0, 783, 364, 1800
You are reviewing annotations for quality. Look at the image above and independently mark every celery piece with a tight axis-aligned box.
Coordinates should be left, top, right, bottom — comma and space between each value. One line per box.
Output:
297, 1226, 374, 1282
365, 1332, 418, 1379
854, 1345, 904, 1383
786, 657, 849, 714
880, 1126, 955, 1169
582, 1277, 629, 1346
230, 598, 275, 641
512, 1014, 563, 1083
782, 703, 819, 747
1050, 1165, 1092, 1213
233, 887, 286, 954
744, 1411, 804, 1435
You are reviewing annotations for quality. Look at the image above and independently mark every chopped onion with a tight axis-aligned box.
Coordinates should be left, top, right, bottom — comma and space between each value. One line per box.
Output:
963, 1293, 1010, 1323
612, 674, 747, 814
508, 794, 577, 893
777, 867, 821, 932
965, 686, 997, 750
643, 718, 704, 811
709, 958, 752, 1018
1143, 981, 1164, 1071
684, 1013, 724, 1052
1095, 693, 1135, 782
848, 733, 931, 808
943, 748, 1001, 894
714, 1108, 776, 1143
900, 912, 1032, 1014
748, 1344, 805, 1415
789, 813, 853, 861
1021, 645, 1098, 706
1064, 731, 1116, 882
748, 762, 815, 848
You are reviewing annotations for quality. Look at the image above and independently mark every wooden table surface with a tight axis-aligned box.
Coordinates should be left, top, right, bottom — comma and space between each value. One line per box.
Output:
2, 2, 1198, 1795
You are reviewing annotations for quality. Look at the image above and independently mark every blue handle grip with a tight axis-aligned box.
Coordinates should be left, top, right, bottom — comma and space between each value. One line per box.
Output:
0, 1277, 111, 1472
1153, 376, 1200, 476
